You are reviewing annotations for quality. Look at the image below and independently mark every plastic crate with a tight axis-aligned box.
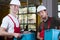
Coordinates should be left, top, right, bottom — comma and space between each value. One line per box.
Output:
21, 33, 35, 40
14, 33, 35, 40
44, 29, 60, 40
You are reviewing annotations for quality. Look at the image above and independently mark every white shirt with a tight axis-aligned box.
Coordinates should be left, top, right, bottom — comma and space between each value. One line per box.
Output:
1, 14, 20, 33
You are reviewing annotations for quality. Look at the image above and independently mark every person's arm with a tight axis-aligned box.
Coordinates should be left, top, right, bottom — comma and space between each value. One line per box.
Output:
37, 32, 43, 40
54, 18, 60, 29
0, 17, 14, 37
0, 27, 13, 36
37, 23, 43, 40
0, 27, 21, 38
37, 32, 40, 40
51, 17, 60, 29
0, 17, 22, 38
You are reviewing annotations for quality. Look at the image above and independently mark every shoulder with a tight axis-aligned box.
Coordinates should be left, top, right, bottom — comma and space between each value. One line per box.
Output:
48, 17, 53, 19
3, 15, 10, 20
48, 17, 57, 20
51, 17, 58, 21
49, 17, 60, 23
2, 15, 11, 23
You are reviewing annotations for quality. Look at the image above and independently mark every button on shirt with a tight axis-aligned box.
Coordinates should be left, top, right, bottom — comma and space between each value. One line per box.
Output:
1, 14, 20, 33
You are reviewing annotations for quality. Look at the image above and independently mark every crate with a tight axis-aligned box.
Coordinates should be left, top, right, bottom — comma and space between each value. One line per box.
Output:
14, 33, 35, 40
44, 29, 60, 40
21, 33, 35, 40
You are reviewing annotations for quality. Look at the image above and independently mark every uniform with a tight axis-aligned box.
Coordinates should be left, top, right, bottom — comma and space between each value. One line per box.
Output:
38, 17, 60, 40
1, 14, 21, 40
1, 0, 21, 40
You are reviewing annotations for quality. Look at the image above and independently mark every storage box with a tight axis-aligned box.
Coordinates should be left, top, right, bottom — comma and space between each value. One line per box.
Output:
21, 33, 35, 40
44, 29, 60, 40
14, 33, 35, 40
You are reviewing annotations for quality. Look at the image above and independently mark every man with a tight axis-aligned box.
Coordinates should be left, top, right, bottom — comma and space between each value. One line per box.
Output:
0, 0, 21, 40
37, 5, 60, 40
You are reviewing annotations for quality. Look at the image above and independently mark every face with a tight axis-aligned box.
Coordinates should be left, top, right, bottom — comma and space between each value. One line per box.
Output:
38, 10, 48, 20
10, 4, 19, 14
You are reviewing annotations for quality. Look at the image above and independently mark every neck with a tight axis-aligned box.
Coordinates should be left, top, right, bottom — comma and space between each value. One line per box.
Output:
10, 12, 16, 18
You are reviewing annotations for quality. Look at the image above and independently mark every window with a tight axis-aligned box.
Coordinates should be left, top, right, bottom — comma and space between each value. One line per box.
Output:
17, 6, 36, 31
58, 2, 60, 18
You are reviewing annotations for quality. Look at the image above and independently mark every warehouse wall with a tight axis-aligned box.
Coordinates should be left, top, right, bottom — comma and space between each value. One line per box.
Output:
0, 4, 9, 25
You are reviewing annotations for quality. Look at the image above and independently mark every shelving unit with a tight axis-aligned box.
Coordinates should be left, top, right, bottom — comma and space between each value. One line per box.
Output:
17, 0, 37, 31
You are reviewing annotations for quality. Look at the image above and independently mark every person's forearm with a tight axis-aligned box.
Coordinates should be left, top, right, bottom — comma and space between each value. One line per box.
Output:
0, 31, 13, 37
37, 32, 40, 39
0, 27, 14, 37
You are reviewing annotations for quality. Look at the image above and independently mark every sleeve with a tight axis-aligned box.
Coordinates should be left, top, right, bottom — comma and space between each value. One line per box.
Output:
51, 17, 60, 29
38, 26, 42, 32
37, 23, 42, 32
1, 17, 8, 29
53, 18, 60, 26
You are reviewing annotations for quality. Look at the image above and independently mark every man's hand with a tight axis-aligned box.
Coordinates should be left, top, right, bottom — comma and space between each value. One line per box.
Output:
13, 33, 22, 38
40, 37, 43, 40
37, 32, 43, 40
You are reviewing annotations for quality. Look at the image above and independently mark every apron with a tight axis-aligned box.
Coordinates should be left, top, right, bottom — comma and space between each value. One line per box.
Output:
39, 17, 52, 40
7, 15, 21, 40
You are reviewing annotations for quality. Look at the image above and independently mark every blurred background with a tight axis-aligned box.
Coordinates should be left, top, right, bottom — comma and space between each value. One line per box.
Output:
0, 0, 60, 40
